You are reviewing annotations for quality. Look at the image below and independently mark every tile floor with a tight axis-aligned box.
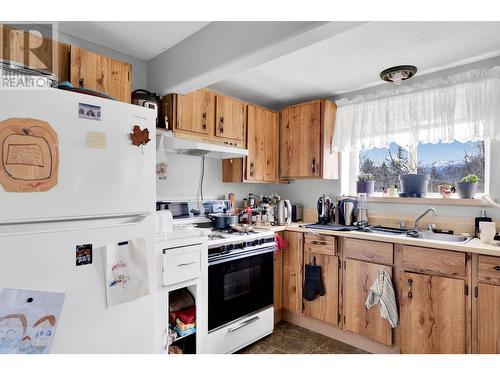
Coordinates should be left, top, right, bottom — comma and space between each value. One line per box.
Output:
237, 321, 368, 354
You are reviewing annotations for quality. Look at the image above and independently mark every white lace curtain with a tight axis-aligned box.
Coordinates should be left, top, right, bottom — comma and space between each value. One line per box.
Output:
332, 67, 500, 152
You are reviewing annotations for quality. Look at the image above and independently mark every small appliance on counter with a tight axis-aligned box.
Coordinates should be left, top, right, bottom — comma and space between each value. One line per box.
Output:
292, 204, 303, 222
317, 195, 334, 224
276, 197, 292, 225
336, 196, 358, 226
132, 89, 160, 127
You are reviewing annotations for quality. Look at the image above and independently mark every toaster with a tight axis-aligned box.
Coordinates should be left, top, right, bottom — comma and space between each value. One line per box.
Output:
291, 204, 303, 222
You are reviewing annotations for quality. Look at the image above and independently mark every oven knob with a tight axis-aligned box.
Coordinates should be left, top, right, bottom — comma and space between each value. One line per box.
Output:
220, 245, 228, 254
258, 239, 264, 245
241, 242, 246, 248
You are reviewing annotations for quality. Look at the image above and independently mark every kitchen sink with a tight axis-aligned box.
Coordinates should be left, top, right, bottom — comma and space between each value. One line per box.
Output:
406, 230, 471, 243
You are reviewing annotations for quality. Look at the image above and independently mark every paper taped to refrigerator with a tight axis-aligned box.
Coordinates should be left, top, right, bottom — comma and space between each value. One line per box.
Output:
105, 237, 150, 308
0, 289, 65, 354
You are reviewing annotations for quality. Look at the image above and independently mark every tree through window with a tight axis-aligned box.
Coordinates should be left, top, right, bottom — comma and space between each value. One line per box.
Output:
359, 141, 485, 193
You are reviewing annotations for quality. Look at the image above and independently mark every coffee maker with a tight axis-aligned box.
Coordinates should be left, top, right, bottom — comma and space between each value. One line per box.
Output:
317, 195, 334, 224
336, 197, 358, 226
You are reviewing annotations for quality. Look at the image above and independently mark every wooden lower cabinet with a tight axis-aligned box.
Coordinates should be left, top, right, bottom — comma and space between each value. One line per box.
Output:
477, 282, 500, 353
399, 271, 466, 353
274, 247, 283, 312
282, 231, 303, 315
303, 251, 339, 325
343, 258, 393, 346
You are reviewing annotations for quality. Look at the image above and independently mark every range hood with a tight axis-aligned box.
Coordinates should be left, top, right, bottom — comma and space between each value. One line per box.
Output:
156, 130, 248, 159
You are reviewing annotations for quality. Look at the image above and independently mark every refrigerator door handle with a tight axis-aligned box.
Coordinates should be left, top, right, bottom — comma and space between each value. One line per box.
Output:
0, 212, 151, 236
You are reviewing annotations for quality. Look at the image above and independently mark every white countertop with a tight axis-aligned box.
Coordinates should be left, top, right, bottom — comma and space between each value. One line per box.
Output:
256, 223, 500, 257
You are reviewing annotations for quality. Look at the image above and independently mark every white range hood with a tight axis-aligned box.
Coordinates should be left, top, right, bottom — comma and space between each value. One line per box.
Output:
156, 130, 248, 159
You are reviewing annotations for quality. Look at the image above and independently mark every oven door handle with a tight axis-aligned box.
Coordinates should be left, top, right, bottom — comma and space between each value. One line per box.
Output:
228, 316, 260, 333
208, 246, 275, 266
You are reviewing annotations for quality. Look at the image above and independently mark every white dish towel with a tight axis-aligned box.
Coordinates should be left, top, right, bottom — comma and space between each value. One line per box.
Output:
365, 270, 398, 328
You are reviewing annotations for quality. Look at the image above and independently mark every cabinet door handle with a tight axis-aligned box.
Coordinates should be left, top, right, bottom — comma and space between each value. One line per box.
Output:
177, 261, 196, 267
78, 78, 84, 87
202, 112, 207, 130
311, 240, 327, 245
407, 278, 413, 299
219, 117, 224, 133
249, 162, 254, 177
494, 265, 500, 271
311, 158, 316, 173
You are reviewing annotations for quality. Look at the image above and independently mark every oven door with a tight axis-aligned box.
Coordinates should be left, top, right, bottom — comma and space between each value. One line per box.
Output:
208, 246, 274, 331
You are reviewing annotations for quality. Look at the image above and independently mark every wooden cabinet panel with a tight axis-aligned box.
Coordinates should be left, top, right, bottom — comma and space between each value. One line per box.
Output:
400, 271, 466, 353
282, 231, 303, 314
96, 54, 131, 103
70, 46, 131, 103
345, 238, 393, 265
280, 101, 321, 178
478, 255, 500, 285
303, 251, 339, 325
70, 46, 97, 90
274, 249, 283, 312
215, 95, 246, 144
321, 99, 339, 179
477, 282, 500, 353
343, 259, 393, 345
246, 105, 279, 182
176, 90, 215, 136
402, 245, 466, 277
222, 104, 278, 183
304, 233, 336, 255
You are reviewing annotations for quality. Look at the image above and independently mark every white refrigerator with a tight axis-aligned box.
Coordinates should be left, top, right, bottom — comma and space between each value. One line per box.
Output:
0, 89, 159, 353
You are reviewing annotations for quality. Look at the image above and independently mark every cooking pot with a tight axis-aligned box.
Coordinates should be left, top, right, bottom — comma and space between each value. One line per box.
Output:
208, 213, 238, 229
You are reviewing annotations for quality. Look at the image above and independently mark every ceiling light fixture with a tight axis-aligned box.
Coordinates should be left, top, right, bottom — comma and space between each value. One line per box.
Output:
380, 65, 417, 84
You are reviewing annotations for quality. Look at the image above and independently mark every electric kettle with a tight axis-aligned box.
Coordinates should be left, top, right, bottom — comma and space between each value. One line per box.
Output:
276, 199, 292, 225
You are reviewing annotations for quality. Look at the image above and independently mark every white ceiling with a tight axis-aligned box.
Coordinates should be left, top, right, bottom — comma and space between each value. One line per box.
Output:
59, 21, 210, 60
209, 22, 500, 108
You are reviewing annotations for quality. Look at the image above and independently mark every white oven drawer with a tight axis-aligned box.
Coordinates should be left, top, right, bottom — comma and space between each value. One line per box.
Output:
163, 243, 202, 286
206, 307, 274, 354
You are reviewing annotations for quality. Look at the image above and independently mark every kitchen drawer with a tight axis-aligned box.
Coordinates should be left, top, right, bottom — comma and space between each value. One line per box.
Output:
206, 307, 274, 354
344, 238, 393, 265
402, 245, 466, 277
478, 255, 500, 285
304, 233, 336, 255
163, 244, 202, 286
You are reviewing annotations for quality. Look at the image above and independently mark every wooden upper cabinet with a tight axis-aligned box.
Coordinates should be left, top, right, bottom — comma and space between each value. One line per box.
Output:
215, 95, 246, 145
70, 46, 131, 103
400, 271, 466, 354
0, 24, 70, 82
223, 105, 279, 183
282, 231, 304, 315
343, 258, 393, 346
280, 99, 338, 180
176, 90, 215, 136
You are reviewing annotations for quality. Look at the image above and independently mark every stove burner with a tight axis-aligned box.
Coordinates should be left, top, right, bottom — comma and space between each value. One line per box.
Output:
211, 228, 257, 236
208, 233, 225, 240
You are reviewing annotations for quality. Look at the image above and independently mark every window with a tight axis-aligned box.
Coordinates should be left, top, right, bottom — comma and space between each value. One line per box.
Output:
359, 141, 487, 194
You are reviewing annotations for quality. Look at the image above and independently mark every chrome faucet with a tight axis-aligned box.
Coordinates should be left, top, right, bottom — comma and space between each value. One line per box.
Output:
414, 207, 436, 230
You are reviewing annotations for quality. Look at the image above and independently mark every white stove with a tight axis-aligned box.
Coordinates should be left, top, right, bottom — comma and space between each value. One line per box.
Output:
156, 200, 276, 353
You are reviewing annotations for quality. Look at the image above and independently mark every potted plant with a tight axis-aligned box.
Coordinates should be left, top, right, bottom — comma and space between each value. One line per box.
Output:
455, 174, 479, 199
357, 172, 375, 196
389, 147, 430, 197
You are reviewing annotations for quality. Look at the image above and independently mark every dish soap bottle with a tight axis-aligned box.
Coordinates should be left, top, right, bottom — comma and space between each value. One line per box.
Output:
475, 209, 492, 238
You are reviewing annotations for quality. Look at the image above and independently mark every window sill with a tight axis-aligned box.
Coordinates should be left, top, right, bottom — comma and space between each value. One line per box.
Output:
366, 196, 490, 206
